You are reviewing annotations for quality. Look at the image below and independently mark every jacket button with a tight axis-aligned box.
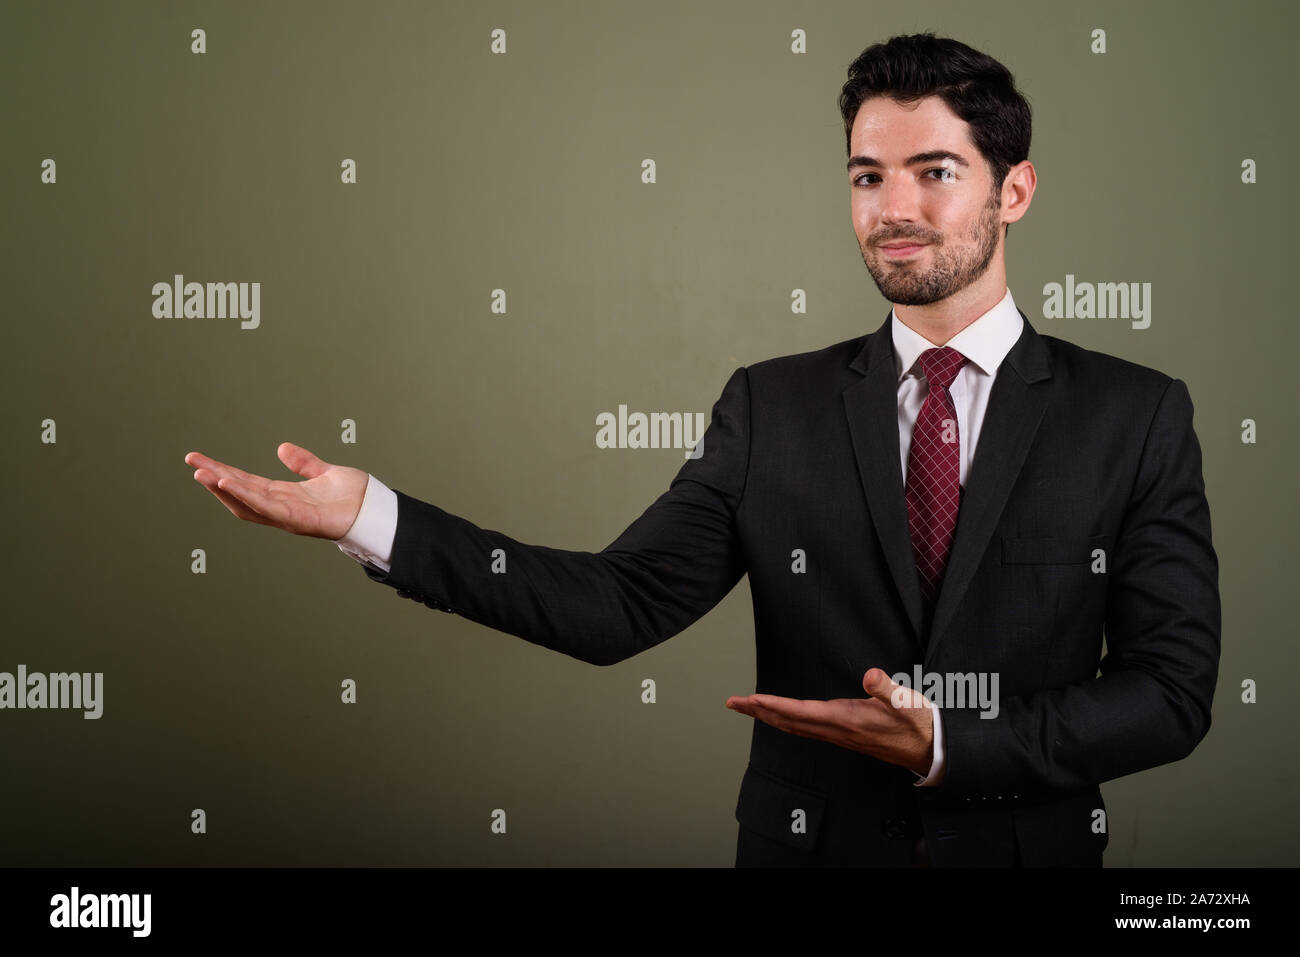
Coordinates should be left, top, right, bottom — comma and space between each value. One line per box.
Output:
882, 817, 909, 839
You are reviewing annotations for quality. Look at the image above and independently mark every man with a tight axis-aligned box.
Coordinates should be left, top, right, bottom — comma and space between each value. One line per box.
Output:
185, 33, 1220, 867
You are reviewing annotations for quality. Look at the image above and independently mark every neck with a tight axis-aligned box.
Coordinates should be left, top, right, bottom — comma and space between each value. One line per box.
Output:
894, 275, 1007, 346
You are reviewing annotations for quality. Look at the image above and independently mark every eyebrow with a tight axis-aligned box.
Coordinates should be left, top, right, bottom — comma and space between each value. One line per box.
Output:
846, 150, 971, 173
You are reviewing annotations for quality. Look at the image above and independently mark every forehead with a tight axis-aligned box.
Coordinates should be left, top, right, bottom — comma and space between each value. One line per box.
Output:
850, 95, 976, 158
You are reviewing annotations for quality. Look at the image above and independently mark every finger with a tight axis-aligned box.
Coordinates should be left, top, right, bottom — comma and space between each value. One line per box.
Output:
863, 668, 922, 711
747, 694, 835, 723
862, 667, 895, 697
184, 452, 274, 492
215, 476, 292, 527
192, 469, 276, 526
277, 442, 331, 480
740, 695, 820, 729
727, 696, 813, 736
744, 704, 840, 745
727, 695, 824, 725
726, 697, 764, 720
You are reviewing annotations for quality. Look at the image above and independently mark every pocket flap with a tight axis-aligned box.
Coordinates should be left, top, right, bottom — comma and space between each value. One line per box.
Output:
1013, 787, 1109, 866
734, 764, 828, 851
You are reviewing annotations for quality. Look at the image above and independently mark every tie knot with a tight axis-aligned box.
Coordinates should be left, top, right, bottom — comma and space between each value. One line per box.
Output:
917, 347, 968, 392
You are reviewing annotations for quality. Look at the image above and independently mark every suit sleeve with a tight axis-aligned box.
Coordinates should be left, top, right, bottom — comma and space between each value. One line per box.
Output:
359, 367, 752, 666
937, 377, 1221, 797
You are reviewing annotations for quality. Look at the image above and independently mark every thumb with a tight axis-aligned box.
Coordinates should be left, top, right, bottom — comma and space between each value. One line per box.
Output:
863, 667, 914, 711
277, 441, 331, 480
862, 667, 896, 701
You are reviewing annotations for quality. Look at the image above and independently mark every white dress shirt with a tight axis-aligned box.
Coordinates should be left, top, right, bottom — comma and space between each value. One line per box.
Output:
334, 286, 1026, 789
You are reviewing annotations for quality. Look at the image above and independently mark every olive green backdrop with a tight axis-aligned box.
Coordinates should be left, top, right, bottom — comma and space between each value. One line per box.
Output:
2, 0, 1294, 866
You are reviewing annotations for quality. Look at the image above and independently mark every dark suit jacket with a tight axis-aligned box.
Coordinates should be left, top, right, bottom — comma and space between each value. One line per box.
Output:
361, 308, 1221, 867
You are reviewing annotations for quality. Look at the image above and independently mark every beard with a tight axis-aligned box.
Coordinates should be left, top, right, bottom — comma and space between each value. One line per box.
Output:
859, 188, 1002, 306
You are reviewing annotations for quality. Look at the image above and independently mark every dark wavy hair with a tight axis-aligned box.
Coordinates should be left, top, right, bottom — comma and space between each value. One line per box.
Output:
839, 33, 1032, 232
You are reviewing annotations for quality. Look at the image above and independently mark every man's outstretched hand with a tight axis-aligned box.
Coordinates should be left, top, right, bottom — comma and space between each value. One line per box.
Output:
184, 442, 369, 541
726, 668, 936, 777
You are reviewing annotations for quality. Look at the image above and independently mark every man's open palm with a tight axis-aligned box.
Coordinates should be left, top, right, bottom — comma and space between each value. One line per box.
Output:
184, 442, 368, 541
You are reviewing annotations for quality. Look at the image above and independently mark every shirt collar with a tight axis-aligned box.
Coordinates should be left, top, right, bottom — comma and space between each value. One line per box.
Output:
890, 286, 1024, 382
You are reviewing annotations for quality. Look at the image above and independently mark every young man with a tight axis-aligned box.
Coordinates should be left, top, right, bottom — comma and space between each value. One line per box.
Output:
186, 33, 1219, 867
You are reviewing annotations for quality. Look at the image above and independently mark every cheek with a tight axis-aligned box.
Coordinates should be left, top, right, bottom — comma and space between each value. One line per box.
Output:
851, 207, 874, 240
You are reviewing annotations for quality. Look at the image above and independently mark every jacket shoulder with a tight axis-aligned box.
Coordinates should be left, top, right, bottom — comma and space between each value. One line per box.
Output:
743, 334, 868, 389
1038, 333, 1178, 394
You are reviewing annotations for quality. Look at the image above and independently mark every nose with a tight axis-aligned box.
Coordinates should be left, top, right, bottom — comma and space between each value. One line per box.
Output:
877, 174, 922, 227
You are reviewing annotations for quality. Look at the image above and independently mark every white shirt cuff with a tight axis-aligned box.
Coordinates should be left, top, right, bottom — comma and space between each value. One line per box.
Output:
912, 704, 946, 786
334, 473, 398, 574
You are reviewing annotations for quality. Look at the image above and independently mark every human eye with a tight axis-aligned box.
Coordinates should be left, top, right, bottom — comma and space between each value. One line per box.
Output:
851, 172, 879, 187
928, 167, 957, 182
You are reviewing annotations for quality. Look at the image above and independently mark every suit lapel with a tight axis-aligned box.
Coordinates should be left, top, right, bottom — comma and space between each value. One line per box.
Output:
927, 310, 1052, 658
842, 307, 1053, 657
844, 313, 925, 645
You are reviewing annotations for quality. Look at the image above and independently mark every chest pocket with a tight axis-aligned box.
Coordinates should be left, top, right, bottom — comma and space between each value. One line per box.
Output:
1001, 535, 1109, 565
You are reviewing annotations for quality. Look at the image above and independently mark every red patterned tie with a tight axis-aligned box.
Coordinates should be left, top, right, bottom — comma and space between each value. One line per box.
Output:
905, 347, 969, 608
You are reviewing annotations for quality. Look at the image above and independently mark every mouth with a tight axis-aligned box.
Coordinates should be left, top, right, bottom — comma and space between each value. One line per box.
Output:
880, 243, 928, 258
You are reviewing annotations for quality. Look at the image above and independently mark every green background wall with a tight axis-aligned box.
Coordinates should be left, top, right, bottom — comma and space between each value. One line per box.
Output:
2, 0, 1294, 865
